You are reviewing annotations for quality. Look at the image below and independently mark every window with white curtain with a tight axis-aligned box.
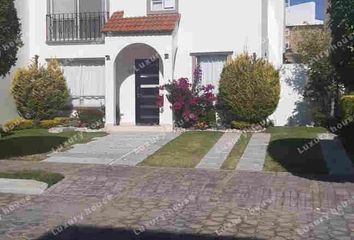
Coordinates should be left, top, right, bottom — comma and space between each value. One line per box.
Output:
60, 59, 105, 98
197, 55, 228, 90
49, 0, 106, 13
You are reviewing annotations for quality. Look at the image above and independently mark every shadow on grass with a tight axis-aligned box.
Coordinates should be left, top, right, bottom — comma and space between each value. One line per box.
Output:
268, 138, 328, 175
0, 136, 68, 159
36, 226, 264, 240
268, 138, 354, 183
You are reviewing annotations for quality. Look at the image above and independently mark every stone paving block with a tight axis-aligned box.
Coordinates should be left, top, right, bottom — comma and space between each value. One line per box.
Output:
44, 132, 180, 166
0, 163, 354, 239
0, 179, 47, 195
236, 133, 271, 171
44, 156, 114, 164
196, 132, 241, 169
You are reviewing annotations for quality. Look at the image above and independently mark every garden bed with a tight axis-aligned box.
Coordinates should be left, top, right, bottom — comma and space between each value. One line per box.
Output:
139, 131, 223, 168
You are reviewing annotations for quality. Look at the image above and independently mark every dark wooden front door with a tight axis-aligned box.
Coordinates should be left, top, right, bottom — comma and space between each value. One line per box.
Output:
135, 59, 160, 125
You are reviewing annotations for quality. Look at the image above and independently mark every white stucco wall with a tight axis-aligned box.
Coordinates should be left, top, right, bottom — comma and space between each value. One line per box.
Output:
268, 0, 285, 68
286, 2, 323, 26
270, 64, 313, 126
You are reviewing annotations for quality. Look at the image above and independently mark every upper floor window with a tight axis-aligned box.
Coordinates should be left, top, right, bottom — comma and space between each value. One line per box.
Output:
147, 0, 178, 14
46, 0, 109, 43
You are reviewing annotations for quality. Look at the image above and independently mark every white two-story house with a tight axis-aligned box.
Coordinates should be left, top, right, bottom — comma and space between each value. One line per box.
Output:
4, 0, 285, 129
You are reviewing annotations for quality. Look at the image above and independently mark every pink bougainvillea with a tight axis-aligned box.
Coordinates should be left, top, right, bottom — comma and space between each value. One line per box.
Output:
158, 67, 217, 128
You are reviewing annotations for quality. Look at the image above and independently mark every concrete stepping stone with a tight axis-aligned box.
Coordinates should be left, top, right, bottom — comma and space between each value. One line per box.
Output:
318, 133, 354, 175
109, 132, 180, 165
44, 132, 180, 166
0, 179, 48, 195
196, 132, 241, 169
236, 133, 271, 171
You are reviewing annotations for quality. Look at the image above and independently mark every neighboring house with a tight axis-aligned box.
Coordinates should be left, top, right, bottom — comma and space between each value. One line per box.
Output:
7, 0, 285, 128
284, 1, 324, 62
285, 1, 323, 26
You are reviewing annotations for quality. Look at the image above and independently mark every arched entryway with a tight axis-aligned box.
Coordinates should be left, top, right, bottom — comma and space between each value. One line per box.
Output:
114, 43, 164, 126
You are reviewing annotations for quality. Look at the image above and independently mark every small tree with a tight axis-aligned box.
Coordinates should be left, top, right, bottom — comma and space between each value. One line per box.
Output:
218, 53, 280, 124
11, 56, 70, 120
329, 0, 354, 92
0, 0, 23, 77
293, 27, 340, 125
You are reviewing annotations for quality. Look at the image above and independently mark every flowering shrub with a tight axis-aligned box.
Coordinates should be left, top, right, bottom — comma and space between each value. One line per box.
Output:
160, 68, 216, 128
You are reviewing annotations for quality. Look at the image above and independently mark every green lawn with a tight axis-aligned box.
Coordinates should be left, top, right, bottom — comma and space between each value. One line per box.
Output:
140, 131, 223, 168
264, 127, 328, 174
0, 129, 107, 161
221, 133, 252, 170
0, 170, 64, 187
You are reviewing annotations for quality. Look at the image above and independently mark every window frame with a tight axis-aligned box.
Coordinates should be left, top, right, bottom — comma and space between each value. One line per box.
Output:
46, 0, 109, 43
147, 0, 179, 15
47, 0, 108, 14
190, 51, 233, 87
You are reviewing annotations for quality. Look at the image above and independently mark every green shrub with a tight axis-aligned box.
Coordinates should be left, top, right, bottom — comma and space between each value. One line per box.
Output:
218, 53, 280, 124
231, 121, 252, 130
11, 56, 69, 120
3, 118, 34, 132
339, 95, 354, 152
76, 107, 105, 129
198, 110, 217, 128
341, 95, 354, 119
0, 0, 23, 77
39, 117, 70, 129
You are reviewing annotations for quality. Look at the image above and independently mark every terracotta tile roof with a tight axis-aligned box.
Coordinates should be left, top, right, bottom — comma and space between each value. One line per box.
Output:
102, 11, 180, 34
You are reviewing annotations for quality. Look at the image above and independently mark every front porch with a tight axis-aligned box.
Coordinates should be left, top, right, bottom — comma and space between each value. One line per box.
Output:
102, 11, 180, 129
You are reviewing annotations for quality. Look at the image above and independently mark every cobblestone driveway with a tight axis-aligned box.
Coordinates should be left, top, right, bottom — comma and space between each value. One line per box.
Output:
0, 161, 354, 240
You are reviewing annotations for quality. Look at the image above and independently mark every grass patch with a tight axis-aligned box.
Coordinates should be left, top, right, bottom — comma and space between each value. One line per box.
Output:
140, 131, 223, 168
0, 170, 64, 187
264, 127, 328, 174
221, 133, 252, 170
0, 129, 107, 161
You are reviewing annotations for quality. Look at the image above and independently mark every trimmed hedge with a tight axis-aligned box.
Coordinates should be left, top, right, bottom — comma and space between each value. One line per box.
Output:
218, 53, 280, 124
38, 117, 70, 129
76, 107, 105, 129
3, 117, 71, 132
3, 118, 34, 132
231, 121, 252, 130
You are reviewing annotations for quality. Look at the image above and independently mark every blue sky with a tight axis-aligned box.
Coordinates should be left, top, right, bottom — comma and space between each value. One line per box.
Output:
290, 0, 325, 20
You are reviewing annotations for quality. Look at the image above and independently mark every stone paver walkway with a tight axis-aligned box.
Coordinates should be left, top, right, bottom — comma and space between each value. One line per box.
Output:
0, 179, 47, 195
196, 132, 240, 169
0, 161, 354, 239
236, 133, 271, 171
44, 132, 179, 166
319, 133, 354, 175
